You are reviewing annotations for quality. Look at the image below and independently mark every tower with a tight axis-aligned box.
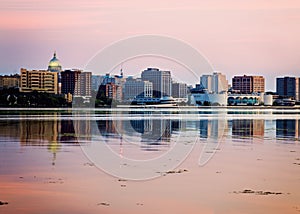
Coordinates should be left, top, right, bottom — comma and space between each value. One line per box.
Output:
48, 51, 62, 94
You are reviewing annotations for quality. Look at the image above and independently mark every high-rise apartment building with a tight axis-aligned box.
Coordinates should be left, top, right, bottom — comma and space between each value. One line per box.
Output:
276, 77, 300, 101
104, 82, 123, 102
200, 72, 228, 93
141, 68, 172, 98
75, 72, 92, 97
61, 69, 81, 95
232, 75, 265, 94
124, 77, 153, 100
61, 70, 91, 98
20, 68, 58, 94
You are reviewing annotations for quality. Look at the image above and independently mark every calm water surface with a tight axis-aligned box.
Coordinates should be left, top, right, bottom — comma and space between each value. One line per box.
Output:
0, 108, 299, 213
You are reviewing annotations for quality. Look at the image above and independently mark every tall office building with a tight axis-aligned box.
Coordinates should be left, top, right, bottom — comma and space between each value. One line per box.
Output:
20, 68, 58, 94
200, 72, 228, 93
124, 77, 153, 100
172, 82, 187, 98
276, 77, 300, 101
232, 75, 265, 94
61, 69, 81, 95
61, 69, 91, 97
141, 68, 172, 98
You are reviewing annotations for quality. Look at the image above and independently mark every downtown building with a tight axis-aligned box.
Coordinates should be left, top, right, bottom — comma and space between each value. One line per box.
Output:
20, 68, 59, 94
191, 72, 228, 106
232, 75, 265, 94
172, 82, 188, 103
200, 72, 228, 93
276, 77, 300, 101
141, 68, 172, 98
20, 53, 63, 94
0, 74, 20, 89
75, 71, 92, 97
96, 73, 124, 102
91, 75, 104, 91
61, 70, 91, 97
123, 77, 153, 101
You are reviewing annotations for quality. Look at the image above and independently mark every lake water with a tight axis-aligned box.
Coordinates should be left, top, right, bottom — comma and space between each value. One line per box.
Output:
0, 108, 299, 213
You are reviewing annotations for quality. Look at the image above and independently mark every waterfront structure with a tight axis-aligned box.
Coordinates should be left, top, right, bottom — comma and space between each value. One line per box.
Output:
190, 83, 227, 106
141, 68, 172, 98
200, 72, 228, 93
191, 92, 228, 106
232, 75, 265, 94
227, 94, 262, 106
264, 94, 273, 106
0, 74, 20, 89
20, 68, 58, 94
123, 77, 153, 100
276, 77, 300, 101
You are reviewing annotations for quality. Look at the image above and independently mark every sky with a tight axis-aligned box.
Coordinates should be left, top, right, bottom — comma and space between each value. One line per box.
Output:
1, 0, 300, 90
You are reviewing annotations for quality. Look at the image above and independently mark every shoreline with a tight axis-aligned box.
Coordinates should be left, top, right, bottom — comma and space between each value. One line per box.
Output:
0, 105, 299, 111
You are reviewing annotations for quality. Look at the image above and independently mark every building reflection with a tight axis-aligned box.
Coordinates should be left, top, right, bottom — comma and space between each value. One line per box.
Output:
199, 119, 228, 139
96, 112, 186, 144
0, 112, 82, 165
230, 119, 264, 138
19, 120, 60, 145
0, 113, 79, 143
72, 113, 92, 142
276, 119, 300, 140
96, 114, 123, 138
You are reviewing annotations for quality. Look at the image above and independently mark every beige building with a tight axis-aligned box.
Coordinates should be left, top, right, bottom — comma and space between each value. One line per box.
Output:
20, 68, 58, 94
0, 74, 20, 89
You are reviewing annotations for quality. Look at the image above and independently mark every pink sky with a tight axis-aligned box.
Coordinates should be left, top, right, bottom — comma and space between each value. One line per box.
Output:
1, 0, 300, 90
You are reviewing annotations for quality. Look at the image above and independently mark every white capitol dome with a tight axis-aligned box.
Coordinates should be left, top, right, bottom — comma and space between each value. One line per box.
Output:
48, 52, 62, 72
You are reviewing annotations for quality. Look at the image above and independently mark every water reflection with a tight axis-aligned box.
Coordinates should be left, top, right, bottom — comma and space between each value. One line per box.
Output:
231, 119, 264, 139
96, 112, 184, 144
276, 119, 300, 140
0, 111, 299, 150
199, 120, 228, 139
0, 116, 77, 145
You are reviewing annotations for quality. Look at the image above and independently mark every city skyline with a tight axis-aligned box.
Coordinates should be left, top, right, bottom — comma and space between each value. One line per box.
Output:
1, 0, 300, 91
